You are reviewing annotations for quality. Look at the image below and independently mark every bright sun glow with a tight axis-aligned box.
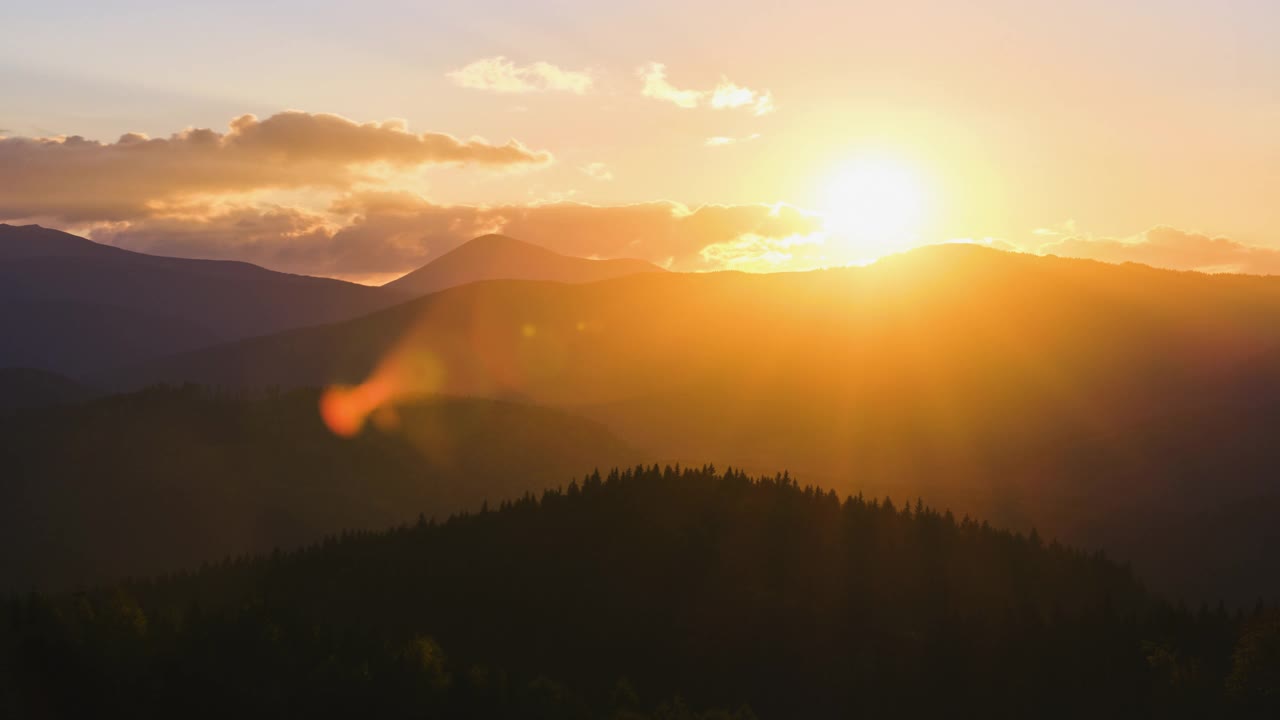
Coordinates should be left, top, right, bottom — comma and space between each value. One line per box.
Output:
819, 155, 929, 259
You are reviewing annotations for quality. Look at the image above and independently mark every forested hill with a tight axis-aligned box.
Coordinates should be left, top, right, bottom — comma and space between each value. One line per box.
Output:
6, 466, 1276, 718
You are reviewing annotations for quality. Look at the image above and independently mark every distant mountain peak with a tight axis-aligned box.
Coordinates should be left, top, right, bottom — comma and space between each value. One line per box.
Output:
383, 233, 664, 296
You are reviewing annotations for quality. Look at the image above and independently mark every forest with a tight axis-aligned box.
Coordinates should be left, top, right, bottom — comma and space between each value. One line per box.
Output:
4, 465, 1277, 718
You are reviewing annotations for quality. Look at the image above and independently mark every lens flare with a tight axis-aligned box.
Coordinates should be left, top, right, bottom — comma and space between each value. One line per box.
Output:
317, 285, 584, 439
320, 379, 394, 438
320, 345, 446, 437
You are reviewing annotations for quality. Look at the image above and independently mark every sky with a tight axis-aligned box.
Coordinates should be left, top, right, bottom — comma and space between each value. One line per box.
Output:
2, 0, 1277, 282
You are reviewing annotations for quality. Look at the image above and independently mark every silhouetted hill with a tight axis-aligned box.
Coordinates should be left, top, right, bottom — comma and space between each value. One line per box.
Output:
0, 223, 127, 260
384, 233, 664, 296
5, 466, 1274, 718
0, 298, 223, 376
0, 224, 406, 375
0, 367, 96, 416
0, 385, 638, 591
99, 245, 1280, 602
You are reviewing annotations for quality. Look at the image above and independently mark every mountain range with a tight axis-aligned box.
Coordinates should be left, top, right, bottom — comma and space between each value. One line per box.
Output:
7, 227, 1280, 603
0, 224, 402, 375
0, 225, 660, 376
92, 245, 1280, 603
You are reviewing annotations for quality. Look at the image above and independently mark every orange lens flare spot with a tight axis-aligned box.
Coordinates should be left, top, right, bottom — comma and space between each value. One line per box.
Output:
320, 379, 394, 438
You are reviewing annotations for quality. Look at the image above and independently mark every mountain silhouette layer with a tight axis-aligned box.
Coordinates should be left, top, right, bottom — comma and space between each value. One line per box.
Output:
0, 224, 409, 375
0, 226, 666, 376
99, 243, 1280, 602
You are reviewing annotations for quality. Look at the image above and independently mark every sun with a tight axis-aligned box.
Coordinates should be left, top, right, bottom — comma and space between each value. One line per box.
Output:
819, 155, 930, 259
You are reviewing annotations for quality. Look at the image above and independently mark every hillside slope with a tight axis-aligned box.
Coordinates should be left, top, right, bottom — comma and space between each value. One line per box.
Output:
0, 385, 638, 591
0, 367, 97, 416
0, 224, 405, 374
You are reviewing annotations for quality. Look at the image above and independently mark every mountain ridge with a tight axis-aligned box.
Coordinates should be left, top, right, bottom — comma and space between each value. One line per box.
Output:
0, 226, 670, 375
0, 224, 410, 375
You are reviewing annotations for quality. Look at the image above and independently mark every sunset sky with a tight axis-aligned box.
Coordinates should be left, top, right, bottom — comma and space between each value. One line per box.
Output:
3, 0, 1277, 282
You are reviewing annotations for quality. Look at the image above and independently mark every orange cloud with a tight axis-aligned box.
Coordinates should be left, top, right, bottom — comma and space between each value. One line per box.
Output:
1038, 226, 1280, 275
698, 232, 828, 271
469, 199, 821, 268
85, 195, 824, 279
0, 112, 551, 222
86, 205, 347, 274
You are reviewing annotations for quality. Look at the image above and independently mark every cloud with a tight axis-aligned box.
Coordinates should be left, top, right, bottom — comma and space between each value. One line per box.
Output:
87, 205, 346, 273
0, 111, 551, 222
945, 237, 1025, 253
709, 81, 774, 116
638, 63, 704, 108
579, 162, 613, 181
705, 133, 761, 147
639, 63, 773, 114
485, 200, 822, 267
1032, 220, 1078, 237
699, 233, 827, 271
1036, 226, 1280, 275
448, 56, 593, 94
85, 195, 824, 280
